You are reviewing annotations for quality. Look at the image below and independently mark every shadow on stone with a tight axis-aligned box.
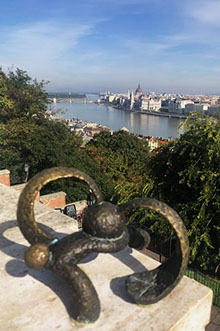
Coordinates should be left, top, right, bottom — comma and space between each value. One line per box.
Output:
5, 258, 78, 319
1, 220, 151, 318
0, 220, 85, 319
110, 275, 135, 304
111, 247, 148, 273
110, 248, 149, 302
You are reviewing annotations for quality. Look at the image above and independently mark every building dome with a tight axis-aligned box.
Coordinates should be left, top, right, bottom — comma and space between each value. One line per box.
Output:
135, 83, 143, 95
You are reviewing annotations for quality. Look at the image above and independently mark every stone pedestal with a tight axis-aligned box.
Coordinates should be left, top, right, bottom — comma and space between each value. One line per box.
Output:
0, 184, 213, 331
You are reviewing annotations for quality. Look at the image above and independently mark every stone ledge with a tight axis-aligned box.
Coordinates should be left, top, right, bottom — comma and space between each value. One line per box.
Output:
0, 184, 213, 331
0, 169, 10, 175
12, 183, 26, 191
0, 245, 213, 331
0, 184, 78, 249
40, 191, 66, 201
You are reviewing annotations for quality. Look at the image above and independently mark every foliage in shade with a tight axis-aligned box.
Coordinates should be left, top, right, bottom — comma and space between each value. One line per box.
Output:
0, 70, 14, 117
148, 113, 220, 272
109, 113, 220, 273
85, 130, 150, 202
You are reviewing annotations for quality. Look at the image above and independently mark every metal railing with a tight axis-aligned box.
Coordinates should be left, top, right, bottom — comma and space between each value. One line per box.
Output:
185, 268, 220, 307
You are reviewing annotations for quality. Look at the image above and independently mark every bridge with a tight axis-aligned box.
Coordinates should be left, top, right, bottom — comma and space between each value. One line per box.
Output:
48, 97, 87, 103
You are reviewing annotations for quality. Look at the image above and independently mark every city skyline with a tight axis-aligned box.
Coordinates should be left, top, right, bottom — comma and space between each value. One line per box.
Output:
1, 0, 220, 93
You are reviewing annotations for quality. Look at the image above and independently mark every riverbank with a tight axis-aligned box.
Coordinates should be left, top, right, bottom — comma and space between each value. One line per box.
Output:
99, 101, 187, 119
51, 115, 171, 151
136, 109, 187, 119
50, 100, 184, 139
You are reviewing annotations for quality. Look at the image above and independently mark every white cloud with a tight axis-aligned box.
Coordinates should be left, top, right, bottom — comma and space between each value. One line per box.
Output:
124, 39, 174, 55
188, 0, 220, 27
1, 8, 219, 93
167, 33, 194, 43
0, 20, 95, 78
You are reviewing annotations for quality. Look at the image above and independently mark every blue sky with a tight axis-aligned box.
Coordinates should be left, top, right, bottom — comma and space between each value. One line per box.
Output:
0, 0, 220, 93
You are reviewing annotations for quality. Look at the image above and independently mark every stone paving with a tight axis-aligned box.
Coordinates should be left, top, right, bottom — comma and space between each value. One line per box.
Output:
206, 306, 220, 331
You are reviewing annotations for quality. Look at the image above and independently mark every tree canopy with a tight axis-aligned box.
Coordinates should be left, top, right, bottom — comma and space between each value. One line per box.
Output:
148, 113, 220, 271
85, 130, 150, 202
0, 68, 49, 123
118, 113, 219, 272
0, 68, 108, 202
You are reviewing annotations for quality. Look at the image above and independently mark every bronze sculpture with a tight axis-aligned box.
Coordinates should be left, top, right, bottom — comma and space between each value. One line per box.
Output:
17, 167, 189, 324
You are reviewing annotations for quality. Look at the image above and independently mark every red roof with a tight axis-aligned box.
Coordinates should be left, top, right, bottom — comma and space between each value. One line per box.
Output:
158, 140, 169, 146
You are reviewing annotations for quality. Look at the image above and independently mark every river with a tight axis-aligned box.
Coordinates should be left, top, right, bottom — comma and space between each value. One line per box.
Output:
50, 95, 184, 139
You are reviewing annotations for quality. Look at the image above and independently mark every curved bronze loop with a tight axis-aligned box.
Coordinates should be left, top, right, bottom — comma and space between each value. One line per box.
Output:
17, 167, 103, 245
16, 168, 189, 324
119, 198, 189, 305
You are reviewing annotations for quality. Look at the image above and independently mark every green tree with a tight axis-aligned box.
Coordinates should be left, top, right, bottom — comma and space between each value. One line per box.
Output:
0, 68, 49, 124
0, 114, 111, 202
0, 70, 14, 122
87, 130, 149, 165
148, 112, 220, 272
105, 113, 220, 273
0, 68, 110, 202
85, 130, 150, 203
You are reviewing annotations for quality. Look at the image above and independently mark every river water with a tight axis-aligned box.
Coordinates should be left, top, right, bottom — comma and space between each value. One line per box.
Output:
50, 96, 184, 139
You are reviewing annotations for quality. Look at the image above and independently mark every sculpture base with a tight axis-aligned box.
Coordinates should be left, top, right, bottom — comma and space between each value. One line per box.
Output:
1, 246, 212, 331
0, 184, 213, 330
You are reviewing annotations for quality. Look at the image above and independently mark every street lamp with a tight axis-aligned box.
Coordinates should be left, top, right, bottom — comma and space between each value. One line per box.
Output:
24, 163, 30, 182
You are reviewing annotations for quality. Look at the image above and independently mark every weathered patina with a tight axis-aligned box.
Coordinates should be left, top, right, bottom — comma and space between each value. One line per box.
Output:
17, 167, 189, 324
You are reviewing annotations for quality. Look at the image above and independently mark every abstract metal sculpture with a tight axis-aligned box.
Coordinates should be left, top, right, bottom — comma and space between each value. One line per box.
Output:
17, 167, 189, 324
